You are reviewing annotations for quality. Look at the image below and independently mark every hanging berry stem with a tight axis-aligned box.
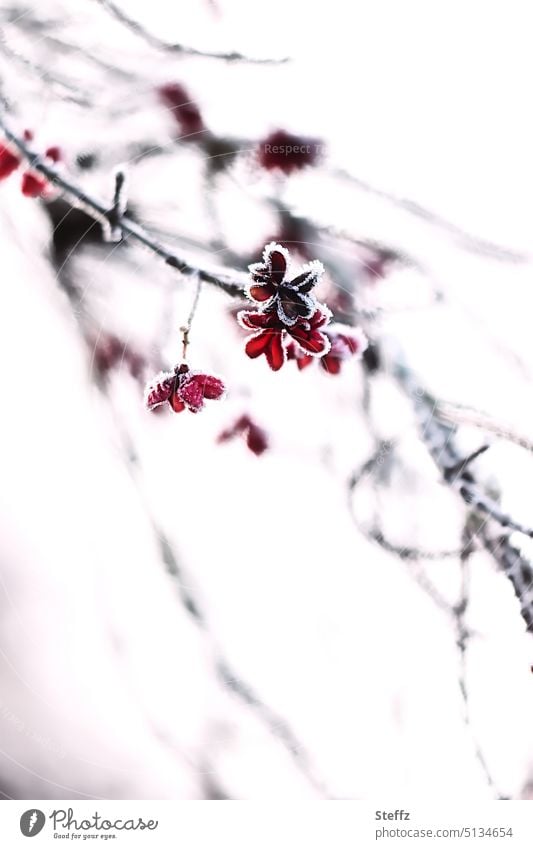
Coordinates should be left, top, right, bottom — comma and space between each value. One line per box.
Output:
180, 274, 203, 360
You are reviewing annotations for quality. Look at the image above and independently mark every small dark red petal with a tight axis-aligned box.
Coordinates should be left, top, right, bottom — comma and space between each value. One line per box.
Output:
265, 333, 285, 371
245, 332, 272, 359
246, 424, 269, 455
297, 354, 313, 371
249, 283, 276, 302
268, 249, 287, 284
178, 375, 206, 412
200, 375, 225, 399
338, 333, 364, 354
238, 310, 274, 330
0, 144, 20, 179
289, 270, 319, 293
291, 327, 329, 355
21, 172, 48, 197
309, 308, 330, 329
169, 393, 186, 413
145, 374, 175, 409
320, 355, 342, 374
45, 146, 62, 163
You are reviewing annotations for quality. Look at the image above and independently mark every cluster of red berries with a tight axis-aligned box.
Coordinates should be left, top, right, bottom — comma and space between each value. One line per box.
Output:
0, 133, 62, 197
237, 242, 366, 373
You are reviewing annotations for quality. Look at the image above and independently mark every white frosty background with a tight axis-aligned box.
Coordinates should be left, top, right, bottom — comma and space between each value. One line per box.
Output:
0, 0, 532, 800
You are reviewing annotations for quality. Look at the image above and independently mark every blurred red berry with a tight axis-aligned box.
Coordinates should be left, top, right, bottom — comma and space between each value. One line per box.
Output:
0, 143, 21, 180
145, 363, 225, 414
21, 171, 48, 197
22, 129, 34, 142
246, 423, 269, 455
45, 146, 62, 164
157, 83, 204, 136
217, 414, 269, 455
257, 130, 322, 175
92, 334, 145, 381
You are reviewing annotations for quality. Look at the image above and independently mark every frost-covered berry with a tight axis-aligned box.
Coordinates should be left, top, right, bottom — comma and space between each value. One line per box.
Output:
247, 242, 324, 326
257, 129, 322, 175
21, 171, 48, 197
0, 142, 21, 180
145, 363, 225, 414
157, 83, 204, 136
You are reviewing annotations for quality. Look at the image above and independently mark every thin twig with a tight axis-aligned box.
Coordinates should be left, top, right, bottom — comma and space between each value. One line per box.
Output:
333, 167, 530, 265
391, 352, 533, 632
107, 168, 128, 242
180, 273, 203, 359
93, 0, 289, 64
0, 31, 93, 106
455, 524, 508, 798
437, 400, 533, 455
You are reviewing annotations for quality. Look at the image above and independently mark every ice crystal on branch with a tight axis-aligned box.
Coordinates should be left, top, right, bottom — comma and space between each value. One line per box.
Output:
145, 363, 225, 414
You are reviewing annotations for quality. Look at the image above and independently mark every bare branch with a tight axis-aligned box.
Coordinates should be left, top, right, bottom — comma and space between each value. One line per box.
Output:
0, 29, 92, 106
333, 167, 530, 264
0, 115, 246, 298
391, 353, 533, 632
93, 0, 290, 64
437, 400, 533, 455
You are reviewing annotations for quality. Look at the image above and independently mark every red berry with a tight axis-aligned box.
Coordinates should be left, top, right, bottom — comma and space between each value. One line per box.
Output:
21, 171, 48, 197
257, 130, 323, 175
45, 146, 62, 164
145, 365, 225, 414
0, 143, 21, 180
157, 83, 204, 136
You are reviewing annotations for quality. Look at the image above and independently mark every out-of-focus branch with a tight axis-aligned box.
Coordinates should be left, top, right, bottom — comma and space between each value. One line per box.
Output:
455, 523, 508, 799
0, 116, 246, 298
390, 352, 533, 633
103, 388, 330, 798
333, 167, 531, 265
93, 0, 290, 64
0, 31, 93, 106
437, 401, 533, 455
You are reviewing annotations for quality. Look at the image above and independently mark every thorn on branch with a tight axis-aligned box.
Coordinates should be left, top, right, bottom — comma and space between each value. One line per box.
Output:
443, 444, 490, 483
105, 168, 128, 242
